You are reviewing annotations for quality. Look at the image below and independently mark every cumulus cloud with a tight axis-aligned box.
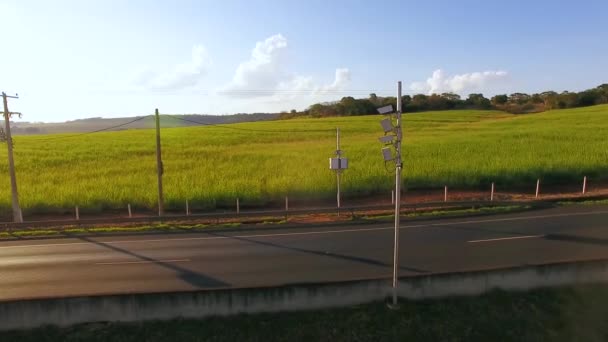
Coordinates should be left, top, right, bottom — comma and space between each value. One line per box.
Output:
220, 34, 350, 98
132, 45, 212, 91
410, 69, 508, 95
314, 68, 351, 94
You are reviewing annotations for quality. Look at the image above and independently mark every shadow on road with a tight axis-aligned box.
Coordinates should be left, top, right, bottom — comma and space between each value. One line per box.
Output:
75, 235, 229, 289
208, 232, 429, 274
544, 233, 608, 246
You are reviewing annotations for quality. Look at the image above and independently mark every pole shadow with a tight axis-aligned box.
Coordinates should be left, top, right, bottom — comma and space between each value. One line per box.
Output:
207, 232, 429, 274
76, 235, 229, 289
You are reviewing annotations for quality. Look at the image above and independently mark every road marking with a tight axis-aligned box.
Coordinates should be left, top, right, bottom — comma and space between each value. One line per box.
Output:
468, 235, 544, 243
95, 259, 190, 265
0, 209, 607, 250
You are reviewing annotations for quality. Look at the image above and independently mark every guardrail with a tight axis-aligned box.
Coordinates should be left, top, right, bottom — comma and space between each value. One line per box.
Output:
0, 200, 545, 231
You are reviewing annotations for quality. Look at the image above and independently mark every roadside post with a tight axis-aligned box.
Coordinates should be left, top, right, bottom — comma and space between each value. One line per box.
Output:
329, 128, 348, 213
376, 81, 403, 308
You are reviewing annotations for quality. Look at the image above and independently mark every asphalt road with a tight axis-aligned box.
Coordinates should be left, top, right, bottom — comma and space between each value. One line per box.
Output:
1, 205, 608, 301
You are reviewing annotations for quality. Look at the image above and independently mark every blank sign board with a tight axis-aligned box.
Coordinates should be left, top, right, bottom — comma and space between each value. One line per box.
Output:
380, 119, 393, 133
382, 147, 393, 161
377, 105, 393, 114
329, 157, 348, 170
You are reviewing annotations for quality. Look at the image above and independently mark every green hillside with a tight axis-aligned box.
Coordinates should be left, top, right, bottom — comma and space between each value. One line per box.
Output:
1, 105, 607, 214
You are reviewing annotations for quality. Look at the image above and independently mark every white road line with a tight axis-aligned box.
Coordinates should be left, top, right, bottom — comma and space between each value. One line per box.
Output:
0, 209, 606, 250
95, 259, 190, 265
468, 235, 545, 243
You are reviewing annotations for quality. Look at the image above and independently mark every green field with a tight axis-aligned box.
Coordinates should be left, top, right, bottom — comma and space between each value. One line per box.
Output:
1, 105, 608, 214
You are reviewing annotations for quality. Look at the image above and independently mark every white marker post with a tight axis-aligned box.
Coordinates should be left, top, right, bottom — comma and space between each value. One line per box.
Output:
128, 204, 132, 218
535, 179, 541, 199
491, 182, 495, 202
582, 176, 587, 194
285, 196, 289, 211
186, 200, 190, 216
444, 186, 448, 202
236, 198, 240, 215
75, 206, 79, 221
391, 190, 395, 205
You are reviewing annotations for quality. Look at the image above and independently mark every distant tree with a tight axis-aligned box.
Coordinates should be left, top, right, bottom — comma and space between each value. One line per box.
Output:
508, 93, 531, 105
491, 94, 508, 105
577, 90, 600, 107
441, 92, 461, 102
411, 94, 429, 111
369, 93, 379, 105
596, 84, 608, 104
530, 93, 544, 104
466, 93, 491, 108
540, 91, 559, 110
557, 91, 578, 109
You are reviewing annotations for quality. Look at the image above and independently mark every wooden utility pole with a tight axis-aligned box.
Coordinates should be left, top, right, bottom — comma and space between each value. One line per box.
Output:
155, 108, 164, 216
2, 92, 23, 223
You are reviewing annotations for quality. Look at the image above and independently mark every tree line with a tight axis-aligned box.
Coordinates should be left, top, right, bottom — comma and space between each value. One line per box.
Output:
280, 84, 608, 118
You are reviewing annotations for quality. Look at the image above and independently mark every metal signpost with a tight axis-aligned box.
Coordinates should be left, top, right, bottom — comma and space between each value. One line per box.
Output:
377, 82, 403, 307
329, 128, 348, 209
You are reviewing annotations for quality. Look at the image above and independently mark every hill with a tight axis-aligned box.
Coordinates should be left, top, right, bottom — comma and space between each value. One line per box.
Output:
11, 113, 279, 135
1, 105, 607, 214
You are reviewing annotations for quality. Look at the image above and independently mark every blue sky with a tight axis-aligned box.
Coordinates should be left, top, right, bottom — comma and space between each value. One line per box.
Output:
1, 0, 607, 122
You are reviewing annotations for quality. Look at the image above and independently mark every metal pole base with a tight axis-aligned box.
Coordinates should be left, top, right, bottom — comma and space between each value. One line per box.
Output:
386, 301, 401, 310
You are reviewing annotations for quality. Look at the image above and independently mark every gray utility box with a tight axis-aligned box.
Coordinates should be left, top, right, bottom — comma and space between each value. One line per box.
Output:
329, 157, 348, 170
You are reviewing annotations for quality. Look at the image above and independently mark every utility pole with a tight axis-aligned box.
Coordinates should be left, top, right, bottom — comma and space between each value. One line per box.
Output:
2, 92, 23, 223
391, 81, 403, 307
336, 127, 341, 209
155, 108, 164, 216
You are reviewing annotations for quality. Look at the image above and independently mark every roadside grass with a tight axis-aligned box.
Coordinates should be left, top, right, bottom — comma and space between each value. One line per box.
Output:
2, 105, 608, 214
361, 205, 530, 221
3, 284, 607, 342
0, 223, 241, 239
559, 199, 608, 205
0, 205, 532, 240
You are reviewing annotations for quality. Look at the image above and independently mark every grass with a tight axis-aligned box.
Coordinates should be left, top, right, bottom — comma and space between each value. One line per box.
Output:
559, 199, 608, 205
0, 204, 531, 240
362, 205, 530, 221
2, 105, 608, 214
0, 223, 242, 239
3, 285, 608, 341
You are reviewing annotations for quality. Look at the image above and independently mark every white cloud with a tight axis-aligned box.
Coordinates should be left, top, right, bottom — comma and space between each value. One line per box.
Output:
220, 34, 288, 97
220, 34, 351, 98
410, 69, 508, 95
314, 68, 351, 94
132, 45, 212, 91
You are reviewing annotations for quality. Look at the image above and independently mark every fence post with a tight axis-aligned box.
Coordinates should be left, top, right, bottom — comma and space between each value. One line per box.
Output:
128, 204, 132, 218
535, 179, 541, 199
391, 190, 395, 205
186, 200, 190, 216
236, 198, 240, 215
491, 182, 495, 202
582, 176, 587, 194
444, 186, 448, 202
75, 206, 79, 221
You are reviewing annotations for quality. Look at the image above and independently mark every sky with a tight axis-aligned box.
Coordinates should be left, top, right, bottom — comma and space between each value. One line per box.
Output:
1, 0, 608, 122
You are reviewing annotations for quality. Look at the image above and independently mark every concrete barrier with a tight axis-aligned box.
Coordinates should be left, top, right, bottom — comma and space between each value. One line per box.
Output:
1, 259, 608, 331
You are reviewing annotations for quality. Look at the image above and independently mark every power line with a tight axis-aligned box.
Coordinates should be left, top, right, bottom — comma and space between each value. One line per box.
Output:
164, 115, 334, 133
25, 115, 151, 142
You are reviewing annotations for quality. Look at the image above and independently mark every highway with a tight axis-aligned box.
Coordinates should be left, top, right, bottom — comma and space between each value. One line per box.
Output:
1, 205, 607, 301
